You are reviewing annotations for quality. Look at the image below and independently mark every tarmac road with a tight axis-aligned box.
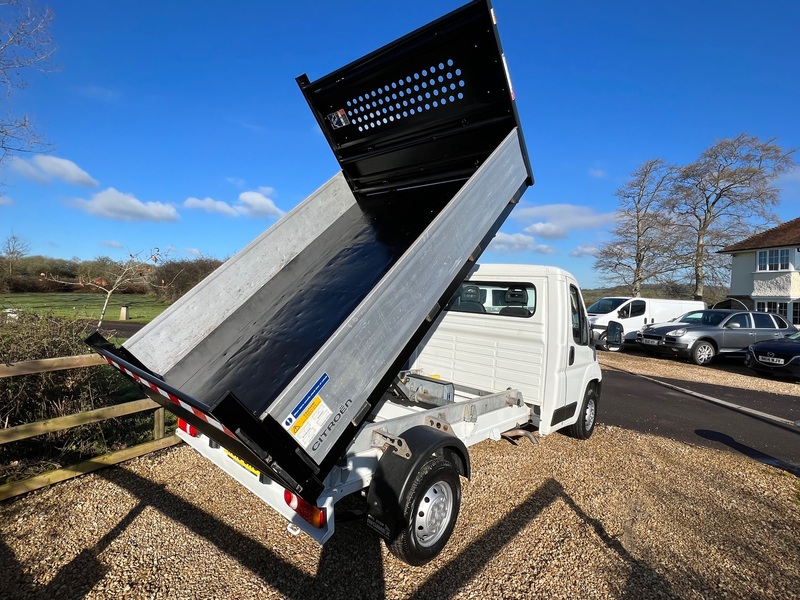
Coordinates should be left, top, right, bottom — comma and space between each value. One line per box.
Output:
599, 367, 800, 475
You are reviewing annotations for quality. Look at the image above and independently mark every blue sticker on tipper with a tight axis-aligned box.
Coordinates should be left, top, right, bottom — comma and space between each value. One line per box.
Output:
292, 373, 329, 418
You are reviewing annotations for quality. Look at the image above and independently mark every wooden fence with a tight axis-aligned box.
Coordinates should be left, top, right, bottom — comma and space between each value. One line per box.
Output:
0, 354, 180, 501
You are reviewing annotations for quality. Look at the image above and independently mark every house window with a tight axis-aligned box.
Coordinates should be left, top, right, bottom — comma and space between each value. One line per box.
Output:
757, 248, 790, 271
756, 301, 788, 317
793, 303, 800, 325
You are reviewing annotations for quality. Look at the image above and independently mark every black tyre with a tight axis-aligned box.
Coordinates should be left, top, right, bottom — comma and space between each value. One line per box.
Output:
388, 457, 461, 566
691, 340, 716, 366
566, 384, 597, 440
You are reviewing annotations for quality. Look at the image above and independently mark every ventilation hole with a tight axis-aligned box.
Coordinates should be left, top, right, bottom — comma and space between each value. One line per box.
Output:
403, 111, 408, 117
358, 126, 363, 131
422, 69, 427, 76
459, 80, 465, 87
438, 62, 444, 70
447, 58, 454, 67
441, 86, 447, 93
425, 92, 430, 98
410, 108, 416, 115
440, 98, 445, 105
447, 72, 453, 80
449, 95, 455, 102
458, 92, 464, 99
410, 97, 415, 104
421, 81, 427, 89
438, 75, 444, 82
430, 65, 436, 73
396, 102, 401, 109
389, 115, 394, 121
414, 72, 420, 80
425, 103, 430, 110
433, 89, 439, 96
430, 78, 435, 86
450, 83, 456, 90
455, 68, 462, 76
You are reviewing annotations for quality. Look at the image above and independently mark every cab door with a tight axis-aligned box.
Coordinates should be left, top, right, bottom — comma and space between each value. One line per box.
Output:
563, 282, 595, 418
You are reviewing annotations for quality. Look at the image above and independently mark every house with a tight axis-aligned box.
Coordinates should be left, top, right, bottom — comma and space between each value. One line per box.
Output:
718, 217, 800, 325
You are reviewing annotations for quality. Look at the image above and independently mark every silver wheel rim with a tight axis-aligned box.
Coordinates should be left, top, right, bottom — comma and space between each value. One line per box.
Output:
414, 480, 453, 548
696, 344, 714, 363
584, 396, 596, 430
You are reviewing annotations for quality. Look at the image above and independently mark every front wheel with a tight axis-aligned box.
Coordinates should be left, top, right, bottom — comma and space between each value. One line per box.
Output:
691, 340, 716, 366
388, 457, 461, 566
566, 384, 597, 440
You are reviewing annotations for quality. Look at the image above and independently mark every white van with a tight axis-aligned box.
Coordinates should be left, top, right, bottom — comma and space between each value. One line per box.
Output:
587, 296, 705, 350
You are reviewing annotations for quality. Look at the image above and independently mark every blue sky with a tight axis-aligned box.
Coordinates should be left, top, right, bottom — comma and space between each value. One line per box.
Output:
2, 0, 799, 288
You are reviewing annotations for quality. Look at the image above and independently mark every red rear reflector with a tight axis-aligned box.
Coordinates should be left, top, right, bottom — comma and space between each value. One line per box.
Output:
284, 489, 326, 528
177, 418, 198, 437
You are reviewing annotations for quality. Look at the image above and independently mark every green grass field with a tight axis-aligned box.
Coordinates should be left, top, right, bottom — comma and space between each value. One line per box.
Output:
0, 293, 170, 323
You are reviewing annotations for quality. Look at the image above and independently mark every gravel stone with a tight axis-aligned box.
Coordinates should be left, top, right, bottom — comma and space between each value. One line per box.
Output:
1, 356, 798, 599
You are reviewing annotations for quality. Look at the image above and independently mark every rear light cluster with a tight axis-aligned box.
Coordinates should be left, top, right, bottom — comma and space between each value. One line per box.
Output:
177, 418, 198, 437
284, 489, 326, 528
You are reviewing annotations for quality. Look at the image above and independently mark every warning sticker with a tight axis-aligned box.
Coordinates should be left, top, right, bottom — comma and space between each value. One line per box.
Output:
283, 373, 333, 447
327, 108, 350, 129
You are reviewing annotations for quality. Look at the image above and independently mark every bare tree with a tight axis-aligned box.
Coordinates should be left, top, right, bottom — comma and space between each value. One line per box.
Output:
594, 159, 683, 295
0, 0, 55, 167
668, 134, 795, 300
1, 230, 30, 274
44, 249, 163, 328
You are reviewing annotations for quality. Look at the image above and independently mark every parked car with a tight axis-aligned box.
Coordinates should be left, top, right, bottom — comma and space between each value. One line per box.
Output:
587, 296, 704, 350
745, 330, 800, 379
636, 309, 797, 366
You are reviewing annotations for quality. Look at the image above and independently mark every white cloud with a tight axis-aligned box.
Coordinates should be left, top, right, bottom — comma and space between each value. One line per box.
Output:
515, 204, 618, 239
588, 168, 607, 179
184, 186, 284, 220
11, 155, 99, 187
101, 240, 124, 248
487, 232, 555, 254
226, 177, 247, 188
238, 188, 283, 218
570, 243, 599, 257
75, 84, 120, 102
186, 248, 202, 257
184, 196, 239, 217
0, 195, 11, 206
73, 188, 179, 221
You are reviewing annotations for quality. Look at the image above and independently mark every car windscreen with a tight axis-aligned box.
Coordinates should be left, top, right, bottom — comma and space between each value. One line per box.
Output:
587, 298, 627, 314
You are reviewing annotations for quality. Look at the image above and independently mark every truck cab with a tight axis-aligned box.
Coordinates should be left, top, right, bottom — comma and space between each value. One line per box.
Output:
411, 264, 601, 436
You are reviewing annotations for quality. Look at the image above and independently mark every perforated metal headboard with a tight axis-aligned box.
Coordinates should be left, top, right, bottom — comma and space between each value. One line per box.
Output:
297, 0, 532, 201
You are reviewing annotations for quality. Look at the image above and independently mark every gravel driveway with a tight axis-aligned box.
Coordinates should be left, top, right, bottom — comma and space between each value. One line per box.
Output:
1, 356, 798, 599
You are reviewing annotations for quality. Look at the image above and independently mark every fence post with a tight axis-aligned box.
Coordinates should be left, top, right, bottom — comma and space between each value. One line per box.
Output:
153, 407, 165, 440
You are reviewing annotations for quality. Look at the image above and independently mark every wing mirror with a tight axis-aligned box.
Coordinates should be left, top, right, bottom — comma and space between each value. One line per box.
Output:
605, 321, 624, 352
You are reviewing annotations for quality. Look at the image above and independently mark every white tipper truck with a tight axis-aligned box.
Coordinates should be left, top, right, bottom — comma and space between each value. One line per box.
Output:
87, 0, 602, 566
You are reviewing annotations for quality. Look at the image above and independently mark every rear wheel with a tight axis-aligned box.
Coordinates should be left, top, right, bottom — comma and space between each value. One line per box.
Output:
566, 384, 597, 439
388, 457, 461, 566
691, 340, 716, 366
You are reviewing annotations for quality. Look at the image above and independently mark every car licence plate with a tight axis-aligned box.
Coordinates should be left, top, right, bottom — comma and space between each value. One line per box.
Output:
757, 355, 784, 365
224, 448, 261, 476
642, 338, 659, 346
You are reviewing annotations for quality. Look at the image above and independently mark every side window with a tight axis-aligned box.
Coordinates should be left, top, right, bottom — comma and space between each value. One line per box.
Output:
725, 313, 751, 328
753, 312, 777, 329
773, 314, 789, 329
569, 285, 589, 345
629, 300, 646, 318
445, 281, 536, 318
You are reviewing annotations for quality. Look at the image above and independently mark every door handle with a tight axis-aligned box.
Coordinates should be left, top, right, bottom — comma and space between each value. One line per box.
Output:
569, 346, 575, 366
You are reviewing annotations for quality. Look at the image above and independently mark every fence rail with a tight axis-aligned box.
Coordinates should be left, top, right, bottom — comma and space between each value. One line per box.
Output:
0, 353, 180, 501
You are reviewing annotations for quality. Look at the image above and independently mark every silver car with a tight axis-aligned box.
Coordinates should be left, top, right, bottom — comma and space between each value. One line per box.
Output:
636, 309, 797, 366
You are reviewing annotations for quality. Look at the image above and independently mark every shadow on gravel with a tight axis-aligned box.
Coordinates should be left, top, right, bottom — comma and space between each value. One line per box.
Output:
695, 429, 800, 477
1, 469, 676, 599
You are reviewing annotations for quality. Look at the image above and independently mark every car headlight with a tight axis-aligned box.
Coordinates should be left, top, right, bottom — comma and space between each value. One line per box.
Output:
666, 328, 687, 336
747, 344, 754, 352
